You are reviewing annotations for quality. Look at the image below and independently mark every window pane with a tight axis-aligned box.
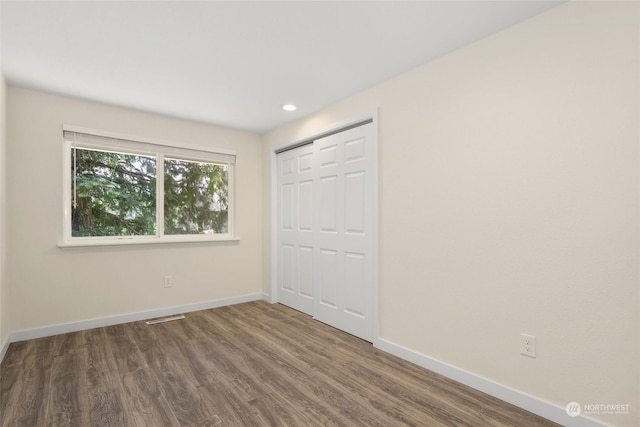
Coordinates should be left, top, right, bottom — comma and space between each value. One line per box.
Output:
164, 158, 229, 235
72, 148, 156, 237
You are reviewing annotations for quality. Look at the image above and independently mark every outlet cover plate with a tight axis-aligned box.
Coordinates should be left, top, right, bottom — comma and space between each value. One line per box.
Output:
520, 333, 536, 358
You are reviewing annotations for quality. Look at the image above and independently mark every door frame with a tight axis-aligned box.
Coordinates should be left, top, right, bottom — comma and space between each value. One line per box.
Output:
269, 110, 379, 340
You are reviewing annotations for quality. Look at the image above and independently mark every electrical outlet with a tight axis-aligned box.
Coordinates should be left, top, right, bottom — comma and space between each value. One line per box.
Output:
520, 333, 536, 358
164, 275, 172, 288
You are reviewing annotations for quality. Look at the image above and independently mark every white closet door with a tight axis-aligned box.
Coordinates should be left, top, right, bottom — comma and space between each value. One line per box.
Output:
277, 144, 315, 315
313, 123, 375, 342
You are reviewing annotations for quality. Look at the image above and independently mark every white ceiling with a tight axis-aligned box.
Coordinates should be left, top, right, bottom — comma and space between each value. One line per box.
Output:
1, 1, 563, 134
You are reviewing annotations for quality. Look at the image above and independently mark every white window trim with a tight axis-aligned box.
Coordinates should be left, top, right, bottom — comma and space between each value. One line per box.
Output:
59, 125, 237, 248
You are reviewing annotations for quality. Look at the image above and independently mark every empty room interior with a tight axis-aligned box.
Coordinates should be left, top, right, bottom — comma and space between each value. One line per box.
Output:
0, 1, 638, 426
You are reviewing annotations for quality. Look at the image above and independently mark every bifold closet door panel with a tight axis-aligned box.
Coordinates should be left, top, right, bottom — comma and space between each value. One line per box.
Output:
313, 123, 375, 342
277, 144, 315, 315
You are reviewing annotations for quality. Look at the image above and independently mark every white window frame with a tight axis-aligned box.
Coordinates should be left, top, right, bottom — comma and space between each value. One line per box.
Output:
59, 125, 237, 247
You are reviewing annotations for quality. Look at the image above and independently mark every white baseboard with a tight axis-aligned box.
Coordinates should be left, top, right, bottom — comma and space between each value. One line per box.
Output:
0, 334, 9, 364
374, 337, 607, 427
8, 293, 263, 344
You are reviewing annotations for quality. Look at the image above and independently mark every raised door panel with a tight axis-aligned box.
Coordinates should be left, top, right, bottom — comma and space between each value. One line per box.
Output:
344, 252, 366, 318
344, 171, 365, 234
298, 180, 313, 232
319, 249, 339, 309
280, 183, 294, 231
280, 244, 295, 293
319, 176, 338, 233
298, 246, 313, 298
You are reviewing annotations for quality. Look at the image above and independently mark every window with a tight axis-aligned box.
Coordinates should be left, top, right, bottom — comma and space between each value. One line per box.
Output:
62, 127, 235, 246
163, 158, 229, 235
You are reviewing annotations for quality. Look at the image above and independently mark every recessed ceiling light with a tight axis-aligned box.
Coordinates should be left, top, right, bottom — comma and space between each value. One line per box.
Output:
282, 104, 297, 112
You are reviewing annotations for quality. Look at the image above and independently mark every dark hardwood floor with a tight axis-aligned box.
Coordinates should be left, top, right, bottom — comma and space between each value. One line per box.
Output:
0, 301, 560, 426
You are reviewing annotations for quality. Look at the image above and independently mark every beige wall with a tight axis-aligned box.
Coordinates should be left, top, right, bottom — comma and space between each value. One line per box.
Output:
263, 2, 639, 426
0, 73, 7, 348
6, 88, 263, 332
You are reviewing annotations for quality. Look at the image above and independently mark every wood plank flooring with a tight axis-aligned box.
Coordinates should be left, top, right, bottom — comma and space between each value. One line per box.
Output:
0, 301, 560, 426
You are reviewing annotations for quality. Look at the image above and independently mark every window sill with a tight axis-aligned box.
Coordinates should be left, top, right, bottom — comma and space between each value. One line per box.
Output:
58, 235, 239, 248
